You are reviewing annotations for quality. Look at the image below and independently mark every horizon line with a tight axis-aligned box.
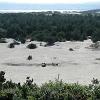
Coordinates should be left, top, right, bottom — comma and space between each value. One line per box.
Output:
0, 3, 100, 10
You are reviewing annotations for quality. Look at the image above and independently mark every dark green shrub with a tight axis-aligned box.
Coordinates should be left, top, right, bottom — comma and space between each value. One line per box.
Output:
27, 43, 37, 49
69, 48, 74, 51
27, 55, 32, 60
8, 43, 15, 48
20, 39, 26, 44
3, 80, 16, 89
91, 78, 99, 85
0, 71, 6, 89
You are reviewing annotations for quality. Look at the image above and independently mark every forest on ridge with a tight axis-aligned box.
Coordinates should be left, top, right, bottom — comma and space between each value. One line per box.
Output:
0, 12, 100, 43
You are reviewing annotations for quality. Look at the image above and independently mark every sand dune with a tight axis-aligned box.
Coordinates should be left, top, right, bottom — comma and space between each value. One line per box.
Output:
0, 39, 100, 85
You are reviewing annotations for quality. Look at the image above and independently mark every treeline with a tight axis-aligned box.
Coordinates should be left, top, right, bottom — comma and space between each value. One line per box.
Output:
0, 71, 100, 100
0, 12, 100, 43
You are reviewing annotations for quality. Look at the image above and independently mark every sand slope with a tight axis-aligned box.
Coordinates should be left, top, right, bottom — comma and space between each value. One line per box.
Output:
0, 39, 100, 85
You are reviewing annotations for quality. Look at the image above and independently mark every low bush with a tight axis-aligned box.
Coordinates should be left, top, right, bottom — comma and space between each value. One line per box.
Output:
20, 39, 26, 44
69, 48, 74, 51
27, 55, 32, 60
8, 43, 15, 48
27, 43, 37, 49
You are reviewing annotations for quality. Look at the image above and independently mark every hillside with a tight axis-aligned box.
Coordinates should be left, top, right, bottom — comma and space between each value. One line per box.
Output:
0, 12, 100, 43
81, 9, 100, 14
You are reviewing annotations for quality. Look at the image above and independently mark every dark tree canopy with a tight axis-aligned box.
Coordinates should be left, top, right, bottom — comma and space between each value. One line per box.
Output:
0, 12, 100, 42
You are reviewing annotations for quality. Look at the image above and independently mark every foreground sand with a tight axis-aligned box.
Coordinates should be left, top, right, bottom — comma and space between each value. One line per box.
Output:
0, 39, 100, 85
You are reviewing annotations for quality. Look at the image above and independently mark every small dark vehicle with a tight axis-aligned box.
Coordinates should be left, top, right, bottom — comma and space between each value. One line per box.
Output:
41, 63, 46, 67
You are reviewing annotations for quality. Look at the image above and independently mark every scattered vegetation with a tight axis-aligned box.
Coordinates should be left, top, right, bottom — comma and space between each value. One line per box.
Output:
20, 39, 26, 44
27, 43, 37, 49
8, 43, 15, 48
27, 55, 32, 60
69, 48, 74, 51
45, 42, 55, 47
0, 71, 100, 100
95, 58, 100, 60
89, 41, 100, 49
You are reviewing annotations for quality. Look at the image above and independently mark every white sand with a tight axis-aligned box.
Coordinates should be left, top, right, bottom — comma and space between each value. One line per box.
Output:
0, 39, 100, 85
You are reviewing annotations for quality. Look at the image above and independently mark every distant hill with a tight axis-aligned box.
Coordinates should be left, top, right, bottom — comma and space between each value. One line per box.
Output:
81, 9, 100, 14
